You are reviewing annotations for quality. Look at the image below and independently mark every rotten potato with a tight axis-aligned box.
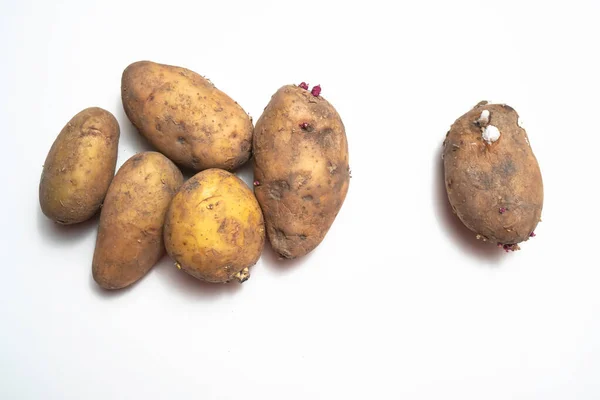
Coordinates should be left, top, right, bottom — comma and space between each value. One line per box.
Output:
164, 168, 265, 283
442, 101, 543, 251
39, 107, 120, 224
92, 152, 184, 289
121, 60, 253, 171
253, 83, 350, 259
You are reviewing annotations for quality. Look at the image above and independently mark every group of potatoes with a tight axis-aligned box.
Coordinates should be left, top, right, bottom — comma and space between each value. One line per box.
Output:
39, 61, 545, 291
39, 61, 350, 289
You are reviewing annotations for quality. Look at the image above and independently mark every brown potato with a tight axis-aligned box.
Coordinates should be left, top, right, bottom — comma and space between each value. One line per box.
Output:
92, 152, 184, 289
442, 101, 543, 251
164, 168, 265, 283
253, 84, 350, 259
121, 61, 253, 171
39, 107, 119, 224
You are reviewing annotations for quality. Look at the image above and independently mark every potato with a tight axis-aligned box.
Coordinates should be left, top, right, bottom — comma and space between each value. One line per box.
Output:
253, 84, 350, 259
442, 101, 543, 251
39, 107, 119, 224
92, 152, 183, 289
121, 61, 253, 171
164, 169, 265, 283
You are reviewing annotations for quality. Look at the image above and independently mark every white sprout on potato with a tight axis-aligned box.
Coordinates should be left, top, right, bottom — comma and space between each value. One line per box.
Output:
477, 109, 490, 126
482, 125, 501, 144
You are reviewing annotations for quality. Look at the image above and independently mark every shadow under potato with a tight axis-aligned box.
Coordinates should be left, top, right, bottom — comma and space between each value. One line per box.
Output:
260, 239, 315, 274
36, 208, 99, 246
433, 150, 505, 263
154, 255, 243, 300
88, 271, 136, 299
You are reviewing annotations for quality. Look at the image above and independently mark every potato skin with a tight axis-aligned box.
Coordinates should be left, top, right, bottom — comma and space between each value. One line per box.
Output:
164, 169, 265, 283
443, 102, 543, 246
39, 107, 119, 224
253, 85, 350, 259
92, 152, 184, 289
121, 61, 253, 171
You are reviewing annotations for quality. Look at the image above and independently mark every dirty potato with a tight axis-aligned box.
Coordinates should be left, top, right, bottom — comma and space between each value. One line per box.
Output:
39, 107, 119, 224
442, 101, 543, 251
121, 61, 253, 171
92, 152, 183, 289
164, 169, 265, 283
253, 84, 350, 259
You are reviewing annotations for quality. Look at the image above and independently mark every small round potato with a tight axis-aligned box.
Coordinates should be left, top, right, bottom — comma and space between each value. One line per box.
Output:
39, 107, 120, 224
164, 169, 265, 283
442, 101, 543, 251
92, 152, 184, 289
121, 61, 253, 171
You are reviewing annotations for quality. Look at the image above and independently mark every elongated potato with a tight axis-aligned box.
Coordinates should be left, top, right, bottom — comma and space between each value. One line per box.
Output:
92, 152, 184, 289
39, 107, 119, 224
121, 61, 253, 171
442, 101, 543, 251
253, 84, 350, 259
164, 169, 265, 283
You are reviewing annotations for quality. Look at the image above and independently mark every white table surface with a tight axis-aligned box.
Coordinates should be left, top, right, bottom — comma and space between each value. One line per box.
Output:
1, 0, 599, 399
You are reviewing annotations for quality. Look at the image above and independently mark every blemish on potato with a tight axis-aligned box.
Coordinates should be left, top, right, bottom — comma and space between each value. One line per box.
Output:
269, 180, 290, 201
477, 110, 490, 126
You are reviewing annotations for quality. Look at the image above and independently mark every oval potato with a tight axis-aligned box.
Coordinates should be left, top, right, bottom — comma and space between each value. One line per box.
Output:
253, 85, 350, 259
442, 101, 543, 249
121, 61, 253, 171
164, 169, 265, 283
92, 152, 184, 289
39, 107, 119, 224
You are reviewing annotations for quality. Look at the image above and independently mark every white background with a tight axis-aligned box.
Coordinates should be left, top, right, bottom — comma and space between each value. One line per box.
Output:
1, 0, 599, 399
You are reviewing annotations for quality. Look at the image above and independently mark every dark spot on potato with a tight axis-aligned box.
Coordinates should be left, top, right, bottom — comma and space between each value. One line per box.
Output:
79, 128, 102, 137
315, 128, 334, 148
231, 132, 238, 139
156, 122, 162, 132
467, 170, 493, 190
191, 156, 200, 166
269, 180, 290, 201
185, 180, 200, 192
302, 195, 313, 201
177, 136, 186, 144
299, 234, 307, 240
218, 219, 227, 233
327, 161, 338, 175
274, 228, 286, 240
240, 140, 251, 153
132, 155, 144, 165
498, 158, 516, 177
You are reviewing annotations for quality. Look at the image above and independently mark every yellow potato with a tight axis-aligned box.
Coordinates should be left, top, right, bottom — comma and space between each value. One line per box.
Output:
121, 61, 253, 171
92, 152, 184, 289
164, 169, 265, 283
39, 107, 119, 224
